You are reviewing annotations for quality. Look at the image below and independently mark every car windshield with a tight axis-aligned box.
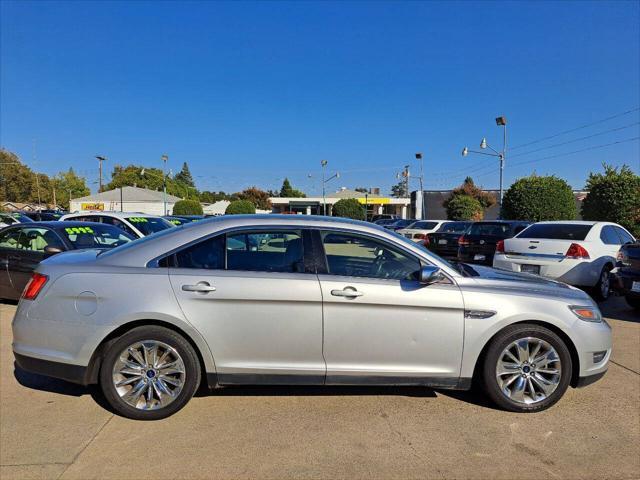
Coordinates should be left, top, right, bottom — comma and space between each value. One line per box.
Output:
392, 220, 413, 228
438, 222, 470, 233
126, 216, 174, 235
517, 223, 593, 240
7, 213, 34, 223
408, 221, 438, 230
468, 222, 511, 236
61, 224, 136, 249
375, 219, 395, 226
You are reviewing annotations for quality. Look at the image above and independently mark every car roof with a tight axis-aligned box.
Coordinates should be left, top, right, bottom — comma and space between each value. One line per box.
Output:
532, 220, 599, 225
62, 211, 162, 219
472, 220, 530, 224
1, 221, 112, 229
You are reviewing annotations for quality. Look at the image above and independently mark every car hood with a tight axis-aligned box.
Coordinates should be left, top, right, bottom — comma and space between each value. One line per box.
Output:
462, 264, 592, 302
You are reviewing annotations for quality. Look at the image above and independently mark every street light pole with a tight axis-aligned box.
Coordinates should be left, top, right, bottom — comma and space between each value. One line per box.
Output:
415, 153, 424, 220
321, 160, 327, 216
162, 154, 169, 215
96, 156, 107, 192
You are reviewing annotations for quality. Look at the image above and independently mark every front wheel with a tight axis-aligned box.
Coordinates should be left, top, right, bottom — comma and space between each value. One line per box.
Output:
482, 324, 572, 412
99, 325, 201, 420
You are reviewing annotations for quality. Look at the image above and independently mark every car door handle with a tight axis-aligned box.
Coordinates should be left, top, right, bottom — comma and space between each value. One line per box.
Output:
331, 287, 364, 298
182, 283, 216, 293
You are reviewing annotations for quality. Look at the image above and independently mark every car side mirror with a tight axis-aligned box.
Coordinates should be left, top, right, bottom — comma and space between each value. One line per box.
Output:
43, 245, 64, 256
419, 265, 444, 285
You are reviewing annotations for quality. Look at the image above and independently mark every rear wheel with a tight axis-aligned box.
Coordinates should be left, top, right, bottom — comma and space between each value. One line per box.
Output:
482, 324, 572, 412
99, 325, 201, 420
592, 266, 612, 301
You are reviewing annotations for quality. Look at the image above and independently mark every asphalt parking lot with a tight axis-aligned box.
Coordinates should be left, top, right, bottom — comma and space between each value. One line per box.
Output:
1, 299, 638, 480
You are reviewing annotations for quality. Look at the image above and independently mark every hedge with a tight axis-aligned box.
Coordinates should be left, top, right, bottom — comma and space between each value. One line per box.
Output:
225, 200, 256, 215
332, 198, 365, 221
445, 194, 484, 221
172, 199, 203, 216
501, 175, 576, 221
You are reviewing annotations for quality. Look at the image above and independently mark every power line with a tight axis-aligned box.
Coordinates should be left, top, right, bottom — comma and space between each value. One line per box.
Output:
510, 107, 640, 150
509, 122, 640, 159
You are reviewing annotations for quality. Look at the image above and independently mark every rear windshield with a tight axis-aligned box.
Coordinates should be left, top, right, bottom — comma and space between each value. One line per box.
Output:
392, 220, 413, 228
408, 221, 438, 230
438, 222, 470, 233
126, 216, 174, 235
468, 222, 511, 236
517, 223, 593, 240
61, 224, 135, 248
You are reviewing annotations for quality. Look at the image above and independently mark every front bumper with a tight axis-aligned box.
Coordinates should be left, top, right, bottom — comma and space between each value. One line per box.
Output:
610, 269, 640, 298
575, 370, 607, 388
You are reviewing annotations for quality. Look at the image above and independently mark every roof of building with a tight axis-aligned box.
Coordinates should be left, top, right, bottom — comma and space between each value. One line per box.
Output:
332, 188, 384, 199
71, 186, 183, 203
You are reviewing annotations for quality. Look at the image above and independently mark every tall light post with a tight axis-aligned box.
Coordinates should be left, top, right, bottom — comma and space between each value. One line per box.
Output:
161, 154, 169, 215
320, 160, 339, 216
415, 152, 424, 219
461, 116, 508, 214
96, 156, 107, 192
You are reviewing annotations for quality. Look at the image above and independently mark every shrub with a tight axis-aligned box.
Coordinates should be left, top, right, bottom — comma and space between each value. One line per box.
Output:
581, 164, 640, 237
225, 200, 256, 215
445, 194, 484, 221
172, 199, 203, 215
501, 175, 576, 221
332, 198, 365, 221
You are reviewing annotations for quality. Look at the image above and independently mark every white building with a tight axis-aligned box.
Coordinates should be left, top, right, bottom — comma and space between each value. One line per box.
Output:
70, 186, 183, 215
270, 188, 411, 218
202, 200, 230, 216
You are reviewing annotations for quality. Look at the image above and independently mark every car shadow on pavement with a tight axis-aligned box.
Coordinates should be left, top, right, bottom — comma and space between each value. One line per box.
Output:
598, 296, 639, 323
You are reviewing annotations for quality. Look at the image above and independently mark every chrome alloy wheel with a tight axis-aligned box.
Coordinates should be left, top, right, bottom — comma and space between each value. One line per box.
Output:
495, 337, 561, 405
600, 269, 610, 299
112, 340, 186, 410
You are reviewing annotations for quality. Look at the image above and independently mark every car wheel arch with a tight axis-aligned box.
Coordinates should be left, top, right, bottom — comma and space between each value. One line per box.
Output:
471, 319, 581, 389
85, 319, 216, 389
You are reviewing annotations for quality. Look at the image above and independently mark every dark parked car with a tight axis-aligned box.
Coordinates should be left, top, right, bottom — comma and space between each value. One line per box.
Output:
370, 214, 399, 223
611, 242, 640, 310
23, 210, 67, 221
383, 219, 414, 231
457, 220, 531, 266
0, 221, 135, 301
425, 221, 472, 259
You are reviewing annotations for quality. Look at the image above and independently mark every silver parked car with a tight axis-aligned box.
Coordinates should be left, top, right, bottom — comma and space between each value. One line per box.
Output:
12, 215, 611, 420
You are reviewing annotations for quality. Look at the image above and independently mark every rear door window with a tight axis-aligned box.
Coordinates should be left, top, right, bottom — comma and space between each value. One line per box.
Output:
174, 235, 225, 269
614, 227, 635, 245
226, 230, 304, 273
517, 224, 593, 240
600, 226, 622, 245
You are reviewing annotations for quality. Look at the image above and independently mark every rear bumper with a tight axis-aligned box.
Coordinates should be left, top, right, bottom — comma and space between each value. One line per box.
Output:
14, 352, 90, 385
458, 248, 494, 265
611, 269, 640, 297
493, 254, 599, 287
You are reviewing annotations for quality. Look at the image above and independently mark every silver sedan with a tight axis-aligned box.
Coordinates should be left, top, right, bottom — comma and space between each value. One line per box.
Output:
12, 215, 611, 420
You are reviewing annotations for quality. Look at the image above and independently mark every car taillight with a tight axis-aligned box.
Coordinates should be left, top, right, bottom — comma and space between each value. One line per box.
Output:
566, 243, 590, 259
414, 233, 426, 240
22, 273, 48, 300
495, 240, 505, 253
422, 235, 430, 246
458, 235, 470, 246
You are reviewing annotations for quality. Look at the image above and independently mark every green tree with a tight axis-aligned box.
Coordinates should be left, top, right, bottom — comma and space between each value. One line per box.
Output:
390, 180, 407, 198
172, 199, 203, 215
0, 150, 36, 203
581, 164, 640, 237
236, 186, 272, 210
279, 178, 306, 198
199, 190, 237, 203
174, 162, 195, 187
445, 194, 484, 221
502, 175, 577, 221
52, 168, 90, 209
448, 177, 496, 208
225, 200, 256, 214
332, 198, 365, 220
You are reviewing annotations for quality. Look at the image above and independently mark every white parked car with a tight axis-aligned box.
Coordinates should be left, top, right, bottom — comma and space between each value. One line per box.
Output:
493, 221, 636, 300
60, 212, 174, 238
397, 220, 451, 242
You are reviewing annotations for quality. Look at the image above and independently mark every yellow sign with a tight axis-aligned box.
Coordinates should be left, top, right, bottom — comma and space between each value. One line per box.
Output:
357, 198, 390, 205
81, 203, 104, 211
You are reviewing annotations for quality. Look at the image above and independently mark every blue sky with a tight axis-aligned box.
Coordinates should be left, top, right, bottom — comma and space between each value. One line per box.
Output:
1, 1, 639, 195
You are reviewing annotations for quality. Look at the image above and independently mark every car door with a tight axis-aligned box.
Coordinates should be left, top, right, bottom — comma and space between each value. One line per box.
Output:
316, 229, 465, 386
168, 228, 325, 384
0, 227, 22, 299
6, 227, 58, 299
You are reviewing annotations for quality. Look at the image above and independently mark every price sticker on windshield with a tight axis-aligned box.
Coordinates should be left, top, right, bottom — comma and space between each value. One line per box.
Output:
128, 217, 149, 223
65, 227, 94, 234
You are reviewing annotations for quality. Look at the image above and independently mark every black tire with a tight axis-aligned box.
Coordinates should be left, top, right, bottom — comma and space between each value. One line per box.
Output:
626, 295, 640, 311
99, 325, 201, 420
482, 323, 572, 413
592, 265, 612, 301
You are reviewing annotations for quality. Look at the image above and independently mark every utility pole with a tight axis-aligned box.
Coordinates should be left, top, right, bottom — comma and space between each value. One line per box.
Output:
321, 160, 327, 216
403, 165, 410, 198
96, 156, 107, 192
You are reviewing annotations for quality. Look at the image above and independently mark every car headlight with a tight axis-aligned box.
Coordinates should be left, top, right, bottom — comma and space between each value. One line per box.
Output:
568, 305, 602, 323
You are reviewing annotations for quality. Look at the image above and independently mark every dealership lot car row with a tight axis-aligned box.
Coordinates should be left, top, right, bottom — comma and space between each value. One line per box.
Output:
10, 215, 615, 420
